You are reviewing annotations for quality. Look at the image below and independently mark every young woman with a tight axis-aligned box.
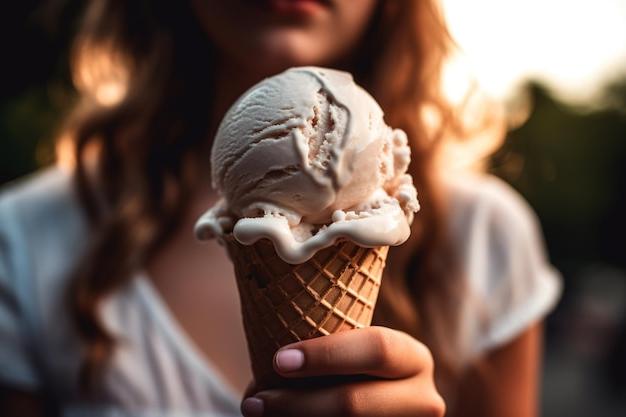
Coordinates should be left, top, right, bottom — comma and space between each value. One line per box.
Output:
0, 1, 561, 416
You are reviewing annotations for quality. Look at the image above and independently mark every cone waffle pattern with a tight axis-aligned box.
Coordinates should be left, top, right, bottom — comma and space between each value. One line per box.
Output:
225, 237, 388, 388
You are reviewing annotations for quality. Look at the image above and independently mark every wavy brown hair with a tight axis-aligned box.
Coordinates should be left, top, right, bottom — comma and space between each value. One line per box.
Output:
63, 0, 475, 391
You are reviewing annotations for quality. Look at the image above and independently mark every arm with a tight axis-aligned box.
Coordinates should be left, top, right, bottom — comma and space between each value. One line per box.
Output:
455, 322, 543, 417
0, 386, 46, 417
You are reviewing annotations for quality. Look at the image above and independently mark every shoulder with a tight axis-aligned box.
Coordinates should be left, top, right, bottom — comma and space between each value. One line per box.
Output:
0, 166, 87, 277
0, 164, 88, 285
0, 166, 79, 225
442, 172, 561, 355
0, 166, 87, 252
442, 173, 544, 255
0, 164, 88, 279
443, 172, 538, 226
441, 171, 552, 279
0, 166, 88, 339
0, 167, 87, 389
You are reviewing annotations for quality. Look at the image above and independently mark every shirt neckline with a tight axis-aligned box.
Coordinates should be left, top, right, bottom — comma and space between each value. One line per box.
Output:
132, 271, 242, 408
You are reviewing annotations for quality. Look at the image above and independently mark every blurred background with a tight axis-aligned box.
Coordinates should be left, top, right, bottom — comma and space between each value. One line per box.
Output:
1, 1, 625, 415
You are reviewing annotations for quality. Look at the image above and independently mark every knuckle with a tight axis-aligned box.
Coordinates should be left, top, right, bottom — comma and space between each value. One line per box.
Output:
369, 327, 395, 368
336, 387, 363, 417
413, 339, 435, 370
301, 337, 334, 369
423, 392, 446, 417
319, 339, 336, 367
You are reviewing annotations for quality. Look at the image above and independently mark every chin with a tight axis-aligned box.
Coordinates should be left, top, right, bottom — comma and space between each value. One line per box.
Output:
244, 30, 334, 75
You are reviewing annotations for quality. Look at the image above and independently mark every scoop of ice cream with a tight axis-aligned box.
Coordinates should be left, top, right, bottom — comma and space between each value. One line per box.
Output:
196, 67, 419, 263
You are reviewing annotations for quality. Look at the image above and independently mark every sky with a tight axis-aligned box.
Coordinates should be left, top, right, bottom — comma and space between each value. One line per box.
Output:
441, 0, 626, 104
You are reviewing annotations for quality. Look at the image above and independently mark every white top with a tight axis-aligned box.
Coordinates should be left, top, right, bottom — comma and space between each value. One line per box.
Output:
0, 167, 561, 416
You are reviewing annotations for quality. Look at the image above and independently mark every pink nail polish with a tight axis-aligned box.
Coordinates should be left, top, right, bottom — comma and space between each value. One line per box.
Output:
241, 397, 264, 417
275, 349, 305, 372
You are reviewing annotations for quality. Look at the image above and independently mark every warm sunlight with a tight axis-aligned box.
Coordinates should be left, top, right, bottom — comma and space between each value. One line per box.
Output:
442, 0, 626, 104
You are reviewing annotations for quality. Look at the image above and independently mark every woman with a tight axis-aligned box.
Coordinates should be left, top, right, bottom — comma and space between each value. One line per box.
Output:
0, 1, 561, 416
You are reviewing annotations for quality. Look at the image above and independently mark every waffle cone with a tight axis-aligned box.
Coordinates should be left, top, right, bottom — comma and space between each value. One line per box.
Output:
224, 236, 388, 388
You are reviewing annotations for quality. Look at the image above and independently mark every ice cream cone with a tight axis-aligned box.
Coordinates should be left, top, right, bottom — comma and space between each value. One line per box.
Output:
195, 68, 418, 388
224, 235, 388, 388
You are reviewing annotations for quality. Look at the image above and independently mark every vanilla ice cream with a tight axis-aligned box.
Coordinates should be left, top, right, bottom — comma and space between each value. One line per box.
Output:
195, 67, 419, 263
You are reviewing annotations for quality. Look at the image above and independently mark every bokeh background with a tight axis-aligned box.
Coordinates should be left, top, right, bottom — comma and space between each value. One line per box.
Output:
1, 1, 625, 415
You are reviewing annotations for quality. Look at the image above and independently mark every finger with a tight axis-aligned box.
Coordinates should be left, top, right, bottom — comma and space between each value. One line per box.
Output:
244, 377, 445, 417
273, 326, 434, 379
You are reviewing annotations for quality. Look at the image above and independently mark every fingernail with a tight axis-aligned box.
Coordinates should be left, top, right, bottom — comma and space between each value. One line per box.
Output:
275, 348, 305, 372
241, 397, 264, 417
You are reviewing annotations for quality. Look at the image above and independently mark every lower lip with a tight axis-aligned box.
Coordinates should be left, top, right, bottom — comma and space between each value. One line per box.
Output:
264, 0, 329, 16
